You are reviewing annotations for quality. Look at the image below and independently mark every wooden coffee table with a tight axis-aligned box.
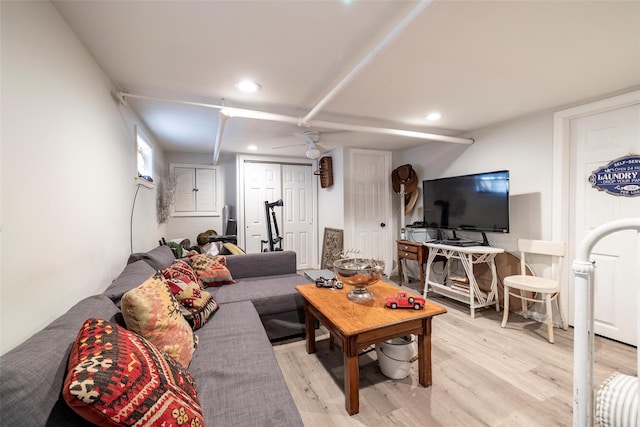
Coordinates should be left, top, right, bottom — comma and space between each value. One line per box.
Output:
296, 280, 447, 415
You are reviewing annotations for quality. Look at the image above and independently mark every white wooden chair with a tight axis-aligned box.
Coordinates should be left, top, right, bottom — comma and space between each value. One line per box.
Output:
501, 239, 566, 343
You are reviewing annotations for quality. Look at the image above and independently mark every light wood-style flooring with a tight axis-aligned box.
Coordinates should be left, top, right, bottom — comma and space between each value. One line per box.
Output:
273, 280, 636, 426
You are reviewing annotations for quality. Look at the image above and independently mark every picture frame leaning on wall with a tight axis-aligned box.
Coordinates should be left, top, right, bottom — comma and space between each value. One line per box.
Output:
321, 228, 344, 270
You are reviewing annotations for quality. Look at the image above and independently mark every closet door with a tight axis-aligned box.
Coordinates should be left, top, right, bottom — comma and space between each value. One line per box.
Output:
174, 167, 196, 212
194, 168, 217, 213
282, 164, 314, 269
243, 162, 282, 253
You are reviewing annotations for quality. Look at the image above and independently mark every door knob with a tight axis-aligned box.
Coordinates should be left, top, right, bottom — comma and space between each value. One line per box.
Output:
380, 222, 386, 228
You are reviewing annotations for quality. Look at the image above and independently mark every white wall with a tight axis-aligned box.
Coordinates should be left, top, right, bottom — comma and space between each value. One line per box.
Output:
398, 110, 555, 253
394, 110, 556, 317
317, 146, 345, 235
1, 1, 165, 353
316, 147, 345, 266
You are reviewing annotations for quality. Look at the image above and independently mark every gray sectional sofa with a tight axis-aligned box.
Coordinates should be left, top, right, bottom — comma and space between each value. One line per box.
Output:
0, 246, 310, 426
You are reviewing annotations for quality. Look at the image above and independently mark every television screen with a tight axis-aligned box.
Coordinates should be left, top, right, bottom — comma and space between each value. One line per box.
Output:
422, 170, 510, 233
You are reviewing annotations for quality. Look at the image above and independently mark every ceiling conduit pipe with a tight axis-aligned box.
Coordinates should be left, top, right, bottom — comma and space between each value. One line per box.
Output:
212, 110, 229, 165
115, 91, 474, 146
219, 105, 472, 144
310, 119, 473, 145
116, 91, 225, 110
301, 0, 435, 124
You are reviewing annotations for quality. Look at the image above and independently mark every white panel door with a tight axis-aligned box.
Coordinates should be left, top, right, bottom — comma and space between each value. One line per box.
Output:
282, 164, 314, 270
571, 103, 640, 345
349, 150, 392, 273
243, 163, 281, 254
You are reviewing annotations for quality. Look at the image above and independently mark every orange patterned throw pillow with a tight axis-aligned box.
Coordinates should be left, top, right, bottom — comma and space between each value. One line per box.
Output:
174, 281, 219, 330
63, 318, 203, 427
121, 272, 197, 368
188, 254, 235, 287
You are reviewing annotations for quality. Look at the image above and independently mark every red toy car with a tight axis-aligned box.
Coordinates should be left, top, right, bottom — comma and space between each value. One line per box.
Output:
385, 292, 426, 310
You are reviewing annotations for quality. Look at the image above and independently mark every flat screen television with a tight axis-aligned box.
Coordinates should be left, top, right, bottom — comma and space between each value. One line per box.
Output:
422, 170, 510, 235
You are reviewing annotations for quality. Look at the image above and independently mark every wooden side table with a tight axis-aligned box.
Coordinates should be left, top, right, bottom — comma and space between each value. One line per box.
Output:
296, 281, 447, 415
397, 240, 428, 291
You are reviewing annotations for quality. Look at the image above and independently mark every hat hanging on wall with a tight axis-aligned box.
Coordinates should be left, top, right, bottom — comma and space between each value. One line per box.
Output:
391, 164, 418, 194
405, 189, 419, 214
392, 164, 419, 218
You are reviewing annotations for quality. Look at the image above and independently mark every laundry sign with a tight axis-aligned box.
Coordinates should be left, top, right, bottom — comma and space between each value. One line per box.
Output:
589, 155, 640, 196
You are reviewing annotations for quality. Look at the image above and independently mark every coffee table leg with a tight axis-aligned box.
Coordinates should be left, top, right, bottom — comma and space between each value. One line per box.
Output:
304, 301, 316, 354
344, 352, 359, 415
418, 318, 433, 387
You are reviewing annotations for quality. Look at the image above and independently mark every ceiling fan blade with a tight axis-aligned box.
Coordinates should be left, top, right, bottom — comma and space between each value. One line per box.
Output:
271, 130, 335, 152
272, 143, 305, 150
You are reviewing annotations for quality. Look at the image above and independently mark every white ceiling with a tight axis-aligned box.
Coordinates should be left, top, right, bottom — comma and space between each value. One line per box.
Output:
52, 0, 640, 159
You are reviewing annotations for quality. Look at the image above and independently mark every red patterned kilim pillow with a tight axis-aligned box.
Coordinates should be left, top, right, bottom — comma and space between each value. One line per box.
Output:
174, 282, 219, 330
188, 253, 228, 268
161, 259, 202, 288
63, 318, 204, 427
188, 254, 235, 287
165, 276, 191, 295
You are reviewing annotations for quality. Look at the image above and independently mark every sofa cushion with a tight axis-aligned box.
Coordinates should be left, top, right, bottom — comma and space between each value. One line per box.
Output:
121, 272, 197, 368
174, 282, 219, 330
189, 301, 303, 427
0, 294, 120, 426
189, 254, 235, 287
127, 245, 175, 270
104, 260, 157, 306
210, 274, 309, 316
225, 250, 297, 279
209, 274, 310, 341
63, 318, 204, 427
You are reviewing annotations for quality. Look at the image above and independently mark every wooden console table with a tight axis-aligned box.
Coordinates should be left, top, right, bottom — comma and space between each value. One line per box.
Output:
423, 243, 504, 318
397, 240, 428, 291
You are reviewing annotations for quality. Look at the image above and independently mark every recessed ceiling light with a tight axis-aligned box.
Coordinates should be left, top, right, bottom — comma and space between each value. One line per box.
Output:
425, 112, 442, 121
235, 80, 261, 93
247, 145, 258, 151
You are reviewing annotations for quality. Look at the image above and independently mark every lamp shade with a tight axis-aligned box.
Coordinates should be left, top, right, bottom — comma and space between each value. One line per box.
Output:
306, 145, 321, 159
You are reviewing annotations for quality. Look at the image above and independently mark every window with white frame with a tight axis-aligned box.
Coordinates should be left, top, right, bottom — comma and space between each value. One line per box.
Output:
135, 126, 153, 184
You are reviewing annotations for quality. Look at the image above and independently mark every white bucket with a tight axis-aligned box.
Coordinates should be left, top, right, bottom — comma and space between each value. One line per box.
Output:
375, 335, 418, 379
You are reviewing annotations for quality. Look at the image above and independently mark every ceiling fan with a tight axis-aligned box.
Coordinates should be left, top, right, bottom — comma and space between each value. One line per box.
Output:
272, 131, 324, 159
